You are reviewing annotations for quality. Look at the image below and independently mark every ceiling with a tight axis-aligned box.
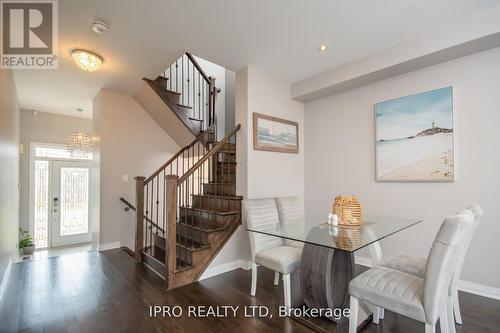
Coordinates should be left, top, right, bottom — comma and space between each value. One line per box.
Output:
13, 0, 500, 118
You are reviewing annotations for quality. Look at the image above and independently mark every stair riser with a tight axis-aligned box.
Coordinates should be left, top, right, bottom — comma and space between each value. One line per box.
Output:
153, 233, 166, 251
176, 225, 210, 244
163, 90, 180, 104
203, 183, 236, 196
179, 207, 239, 228
209, 144, 236, 153
154, 77, 169, 90
177, 246, 212, 267
214, 152, 236, 163
214, 163, 236, 174
212, 174, 236, 183
176, 246, 193, 265
192, 196, 241, 212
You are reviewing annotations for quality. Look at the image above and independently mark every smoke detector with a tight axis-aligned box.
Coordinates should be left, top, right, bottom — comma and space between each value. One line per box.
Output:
92, 20, 109, 34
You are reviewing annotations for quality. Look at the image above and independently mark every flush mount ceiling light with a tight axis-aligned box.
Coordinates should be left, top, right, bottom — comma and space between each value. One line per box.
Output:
71, 49, 103, 72
319, 44, 328, 52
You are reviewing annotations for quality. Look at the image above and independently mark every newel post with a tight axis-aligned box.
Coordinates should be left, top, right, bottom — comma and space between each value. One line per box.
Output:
165, 174, 179, 289
209, 76, 216, 129
134, 176, 146, 263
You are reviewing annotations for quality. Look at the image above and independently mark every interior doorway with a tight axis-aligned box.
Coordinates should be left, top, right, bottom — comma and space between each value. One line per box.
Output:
30, 143, 94, 249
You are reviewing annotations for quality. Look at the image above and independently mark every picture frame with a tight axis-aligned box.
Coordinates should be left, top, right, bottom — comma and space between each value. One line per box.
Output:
253, 112, 299, 153
375, 86, 455, 182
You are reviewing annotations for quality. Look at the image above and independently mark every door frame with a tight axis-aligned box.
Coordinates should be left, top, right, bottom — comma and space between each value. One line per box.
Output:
28, 142, 95, 249
51, 160, 92, 247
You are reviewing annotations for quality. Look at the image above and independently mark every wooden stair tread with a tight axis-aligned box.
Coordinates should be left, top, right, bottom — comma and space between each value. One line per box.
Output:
192, 194, 243, 200
164, 89, 181, 95
178, 219, 227, 232
189, 117, 203, 122
177, 103, 192, 109
180, 206, 239, 216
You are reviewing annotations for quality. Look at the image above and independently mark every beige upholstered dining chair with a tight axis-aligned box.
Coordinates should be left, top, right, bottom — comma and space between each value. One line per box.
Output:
274, 196, 304, 285
245, 198, 302, 308
348, 210, 475, 333
381, 205, 483, 332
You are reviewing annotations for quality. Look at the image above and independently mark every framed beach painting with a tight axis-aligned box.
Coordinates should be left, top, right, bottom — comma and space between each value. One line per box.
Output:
375, 86, 454, 182
253, 113, 299, 153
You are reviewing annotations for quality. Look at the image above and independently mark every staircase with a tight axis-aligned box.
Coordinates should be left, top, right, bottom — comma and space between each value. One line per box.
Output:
128, 53, 241, 290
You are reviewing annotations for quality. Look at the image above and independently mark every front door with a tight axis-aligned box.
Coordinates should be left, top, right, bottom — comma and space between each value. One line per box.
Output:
51, 160, 91, 247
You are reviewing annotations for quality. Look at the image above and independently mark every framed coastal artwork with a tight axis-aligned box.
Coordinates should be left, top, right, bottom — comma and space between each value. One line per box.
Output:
253, 113, 299, 153
375, 86, 454, 182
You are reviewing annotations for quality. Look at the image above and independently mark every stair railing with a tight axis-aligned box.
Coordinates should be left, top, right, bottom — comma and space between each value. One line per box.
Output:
172, 124, 240, 284
161, 52, 218, 136
134, 124, 215, 264
134, 52, 225, 286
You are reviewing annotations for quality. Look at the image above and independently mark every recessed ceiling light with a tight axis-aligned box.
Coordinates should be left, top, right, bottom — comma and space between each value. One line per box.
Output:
71, 49, 104, 72
319, 44, 328, 52
92, 19, 109, 34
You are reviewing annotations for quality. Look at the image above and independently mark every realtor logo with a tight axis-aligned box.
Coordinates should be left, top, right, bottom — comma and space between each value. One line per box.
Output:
1, 0, 58, 69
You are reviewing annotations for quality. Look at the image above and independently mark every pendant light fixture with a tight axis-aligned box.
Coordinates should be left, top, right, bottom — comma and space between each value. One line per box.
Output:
66, 108, 93, 154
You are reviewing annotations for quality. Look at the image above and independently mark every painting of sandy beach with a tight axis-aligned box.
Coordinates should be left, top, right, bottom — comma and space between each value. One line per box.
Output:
375, 87, 454, 181
253, 113, 299, 153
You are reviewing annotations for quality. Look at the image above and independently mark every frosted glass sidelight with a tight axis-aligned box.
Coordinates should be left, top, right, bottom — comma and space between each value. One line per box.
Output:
34, 160, 49, 248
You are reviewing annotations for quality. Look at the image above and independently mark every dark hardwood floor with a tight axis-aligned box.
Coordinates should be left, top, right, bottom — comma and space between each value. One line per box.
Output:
1, 249, 499, 333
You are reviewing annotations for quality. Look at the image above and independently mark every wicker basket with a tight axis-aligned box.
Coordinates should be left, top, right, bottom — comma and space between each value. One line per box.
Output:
332, 195, 362, 226
334, 226, 363, 251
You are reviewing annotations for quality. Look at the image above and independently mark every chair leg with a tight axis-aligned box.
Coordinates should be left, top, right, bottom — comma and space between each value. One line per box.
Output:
349, 296, 359, 333
425, 324, 435, 333
373, 307, 380, 324
250, 263, 257, 296
452, 288, 463, 325
274, 271, 280, 286
447, 296, 456, 333
440, 307, 450, 333
380, 308, 385, 319
283, 273, 291, 308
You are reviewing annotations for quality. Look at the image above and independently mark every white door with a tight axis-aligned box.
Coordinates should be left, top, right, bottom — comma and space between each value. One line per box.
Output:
51, 161, 91, 247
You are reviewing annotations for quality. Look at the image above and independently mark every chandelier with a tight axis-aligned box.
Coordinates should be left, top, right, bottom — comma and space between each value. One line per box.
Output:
67, 131, 93, 153
66, 108, 93, 154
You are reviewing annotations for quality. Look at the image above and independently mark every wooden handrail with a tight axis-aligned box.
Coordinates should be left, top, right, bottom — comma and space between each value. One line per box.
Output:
145, 123, 215, 183
177, 124, 241, 184
119, 197, 136, 211
185, 52, 210, 84
119, 197, 165, 234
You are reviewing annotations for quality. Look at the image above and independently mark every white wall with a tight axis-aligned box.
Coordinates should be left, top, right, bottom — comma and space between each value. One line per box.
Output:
210, 65, 305, 267
93, 89, 180, 249
304, 47, 500, 289
19, 110, 92, 232
194, 56, 227, 138
0, 69, 20, 294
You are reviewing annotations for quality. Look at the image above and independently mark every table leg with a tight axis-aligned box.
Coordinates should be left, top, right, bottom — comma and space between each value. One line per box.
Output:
297, 243, 372, 333
300, 243, 354, 323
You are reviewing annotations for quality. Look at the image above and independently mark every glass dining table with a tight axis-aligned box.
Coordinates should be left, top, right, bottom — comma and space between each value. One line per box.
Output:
246, 215, 422, 332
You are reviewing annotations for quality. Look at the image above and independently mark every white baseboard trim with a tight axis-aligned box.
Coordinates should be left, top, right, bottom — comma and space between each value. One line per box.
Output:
199, 259, 252, 281
98, 241, 121, 251
0, 259, 13, 305
355, 255, 500, 301
458, 280, 500, 301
